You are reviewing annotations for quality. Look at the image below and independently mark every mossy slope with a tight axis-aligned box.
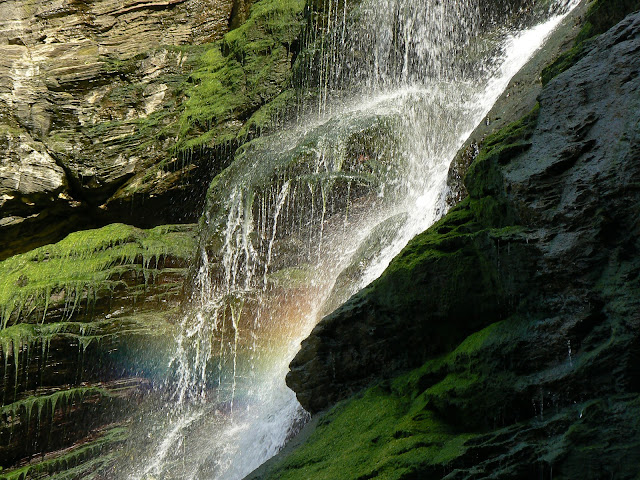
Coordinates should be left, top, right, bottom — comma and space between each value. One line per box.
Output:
256, 372, 640, 479
541, 0, 640, 84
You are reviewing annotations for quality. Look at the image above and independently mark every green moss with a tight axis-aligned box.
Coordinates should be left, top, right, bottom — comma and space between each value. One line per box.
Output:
465, 104, 538, 201
267, 264, 316, 288
265, 369, 477, 479
238, 89, 298, 138
0, 425, 128, 480
267, 392, 640, 479
0, 386, 111, 424
178, 0, 306, 149
0, 314, 176, 367
541, 0, 640, 85
0, 223, 196, 329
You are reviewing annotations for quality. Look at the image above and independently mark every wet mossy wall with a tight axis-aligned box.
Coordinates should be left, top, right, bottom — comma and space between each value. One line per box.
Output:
0, 223, 197, 475
0, 223, 196, 395
0, 223, 196, 329
541, 0, 640, 84
178, 0, 307, 150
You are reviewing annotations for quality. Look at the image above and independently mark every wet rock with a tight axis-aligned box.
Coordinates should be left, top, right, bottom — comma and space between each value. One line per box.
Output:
0, 379, 146, 470
287, 9, 640, 419
446, 0, 590, 207
321, 212, 408, 317
0, 222, 197, 474
200, 111, 403, 290
0, 0, 234, 258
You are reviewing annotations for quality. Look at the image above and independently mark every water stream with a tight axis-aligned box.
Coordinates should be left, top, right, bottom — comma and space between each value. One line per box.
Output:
125, 1, 577, 478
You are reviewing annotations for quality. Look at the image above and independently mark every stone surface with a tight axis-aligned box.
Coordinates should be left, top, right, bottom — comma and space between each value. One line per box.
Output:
0, 222, 197, 475
446, 0, 589, 206
0, 0, 314, 260
0, 0, 235, 259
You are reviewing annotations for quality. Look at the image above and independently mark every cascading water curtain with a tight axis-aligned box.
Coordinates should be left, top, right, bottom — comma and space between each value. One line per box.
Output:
126, 0, 578, 478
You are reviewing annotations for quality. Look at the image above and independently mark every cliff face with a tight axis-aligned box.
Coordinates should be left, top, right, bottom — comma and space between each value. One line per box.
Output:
0, 1, 232, 476
287, 7, 640, 414
1, 0, 639, 477
0, 0, 237, 259
0, 222, 197, 478
0, 0, 309, 261
260, 7, 640, 479
0, 0, 311, 475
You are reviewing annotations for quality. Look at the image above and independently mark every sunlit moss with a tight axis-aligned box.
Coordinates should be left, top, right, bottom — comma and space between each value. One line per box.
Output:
0, 223, 196, 329
178, 0, 306, 149
263, 373, 477, 479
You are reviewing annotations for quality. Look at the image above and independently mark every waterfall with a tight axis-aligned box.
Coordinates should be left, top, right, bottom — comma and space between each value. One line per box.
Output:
124, 1, 578, 478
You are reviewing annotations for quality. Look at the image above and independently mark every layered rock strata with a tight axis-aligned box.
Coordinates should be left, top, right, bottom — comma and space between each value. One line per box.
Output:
0, 0, 232, 258
0, 222, 197, 477
0, 0, 310, 259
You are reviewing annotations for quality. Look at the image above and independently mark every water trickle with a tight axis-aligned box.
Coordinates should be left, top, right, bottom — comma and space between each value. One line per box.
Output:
126, 1, 578, 478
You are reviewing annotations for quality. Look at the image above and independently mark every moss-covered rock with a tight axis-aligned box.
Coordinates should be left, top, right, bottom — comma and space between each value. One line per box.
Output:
253, 376, 640, 479
541, 0, 640, 85
322, 213, 408, 316
274, 10, 640, 479
253, 376, 477, 480
178, 0, 307, 150
0, 223, 196, 329
0, 423, 130, 480
0, 222, 198, 474
0, 222, 196, 395
200, 109, 403, 286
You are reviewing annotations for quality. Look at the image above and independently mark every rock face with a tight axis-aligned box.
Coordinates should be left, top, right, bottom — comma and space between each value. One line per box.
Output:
0, 0, 311, 475
272, 9, 640, 478
289, 1, 640, 417
0, 0, 235, 259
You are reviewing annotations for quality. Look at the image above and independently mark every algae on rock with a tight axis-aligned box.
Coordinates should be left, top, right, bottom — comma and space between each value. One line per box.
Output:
178, 0, 307, 150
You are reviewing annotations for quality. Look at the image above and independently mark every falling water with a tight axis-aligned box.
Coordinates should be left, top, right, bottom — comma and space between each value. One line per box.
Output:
125, 0, 578, 478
